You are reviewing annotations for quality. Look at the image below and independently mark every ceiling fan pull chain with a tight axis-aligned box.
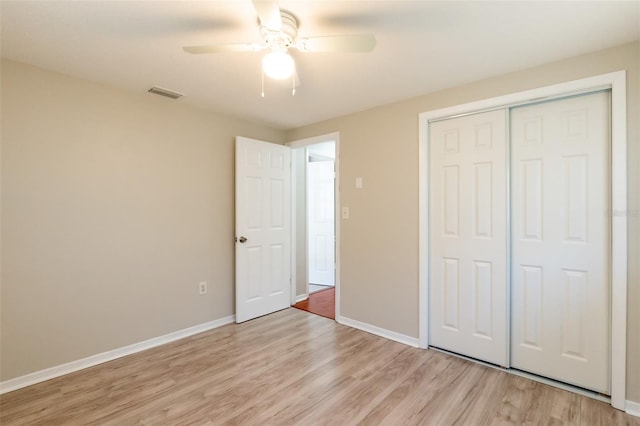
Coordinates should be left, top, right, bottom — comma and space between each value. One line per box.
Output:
292, 73, 295, 96
261, 69, 265, 98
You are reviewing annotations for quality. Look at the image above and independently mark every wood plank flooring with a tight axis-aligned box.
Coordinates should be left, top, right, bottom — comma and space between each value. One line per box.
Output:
1, 308, 638, 425
292, 287, 335, 320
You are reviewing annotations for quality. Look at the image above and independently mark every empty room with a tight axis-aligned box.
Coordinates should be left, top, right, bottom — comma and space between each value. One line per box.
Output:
1, 1, 639, 424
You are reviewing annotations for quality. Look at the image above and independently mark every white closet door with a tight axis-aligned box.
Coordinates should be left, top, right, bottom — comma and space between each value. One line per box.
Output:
429, 109, 508, 366
510, 92, 610, 393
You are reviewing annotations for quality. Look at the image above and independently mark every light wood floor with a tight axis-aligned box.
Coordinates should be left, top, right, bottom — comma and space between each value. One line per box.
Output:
1, 308, 638, 425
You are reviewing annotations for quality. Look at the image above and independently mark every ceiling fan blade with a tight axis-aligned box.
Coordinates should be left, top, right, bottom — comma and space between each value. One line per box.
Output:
296, 34, 376, 53
182, 43, 263, 54
252, 0, 282, 31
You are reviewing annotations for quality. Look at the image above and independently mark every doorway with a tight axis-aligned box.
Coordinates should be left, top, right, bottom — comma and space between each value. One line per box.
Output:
307, 143, 335, 294
288, 133, 340, 320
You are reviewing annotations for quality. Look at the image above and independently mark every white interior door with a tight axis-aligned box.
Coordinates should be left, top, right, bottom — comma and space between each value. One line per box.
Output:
307, 156, 335, 286
235, 136, 291, 323
510, 92, 611, 393
429, 109, 508, 366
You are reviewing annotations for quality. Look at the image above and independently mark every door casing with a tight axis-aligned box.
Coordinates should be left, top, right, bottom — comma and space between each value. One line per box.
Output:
418, 71, 628, 409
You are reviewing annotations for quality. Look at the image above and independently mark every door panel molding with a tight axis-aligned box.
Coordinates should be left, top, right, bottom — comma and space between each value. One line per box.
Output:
418, 71, 627, 409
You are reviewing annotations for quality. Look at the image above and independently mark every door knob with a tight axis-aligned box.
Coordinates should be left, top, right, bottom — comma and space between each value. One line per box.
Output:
238, 236, 247, 243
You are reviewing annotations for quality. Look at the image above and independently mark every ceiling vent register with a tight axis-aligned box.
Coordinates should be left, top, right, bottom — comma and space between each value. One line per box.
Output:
148, 86, 184, 100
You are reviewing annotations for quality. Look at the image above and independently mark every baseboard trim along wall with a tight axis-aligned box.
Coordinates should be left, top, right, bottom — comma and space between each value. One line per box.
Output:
295, 294, 309, 303
627, 400, 640, 417
338, 316, 419, 348
0, 315, 236, 394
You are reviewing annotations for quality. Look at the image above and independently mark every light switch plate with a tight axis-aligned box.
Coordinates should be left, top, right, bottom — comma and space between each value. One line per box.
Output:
355, 177, 363, 189
342, 207, 350, 219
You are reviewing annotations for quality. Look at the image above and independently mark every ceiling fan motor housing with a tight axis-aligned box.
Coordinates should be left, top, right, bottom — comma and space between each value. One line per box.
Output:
261, 10, 298, 52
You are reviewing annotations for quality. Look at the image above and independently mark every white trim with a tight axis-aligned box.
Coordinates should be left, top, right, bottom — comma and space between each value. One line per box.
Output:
418, 114, 429, 349
286, 132, 341, 320
304, 146, 310, 296
335, 136, 341, 321
295, 294, 309, 303
289, 149, 299, 305
421, 72, 618, 122
338, 316, 419, 348
626, 401, 640, 418
287, 133, 338, 149
503, 108, 513, 368
418, 71, 627, 409
609, 72, 628, 410
0, 315, 235, 395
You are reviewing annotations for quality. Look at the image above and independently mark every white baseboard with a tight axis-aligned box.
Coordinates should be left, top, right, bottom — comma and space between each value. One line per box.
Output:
295, 294, 309, 303
338, 316, 419, 348
0, 315, 235, 394
627, 400, 640, 417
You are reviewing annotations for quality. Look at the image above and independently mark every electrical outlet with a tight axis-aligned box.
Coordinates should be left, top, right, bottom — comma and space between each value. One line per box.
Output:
199, 281, 207, 295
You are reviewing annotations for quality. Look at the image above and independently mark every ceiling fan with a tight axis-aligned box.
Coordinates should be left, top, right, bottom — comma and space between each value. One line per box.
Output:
182, 0, 376, 94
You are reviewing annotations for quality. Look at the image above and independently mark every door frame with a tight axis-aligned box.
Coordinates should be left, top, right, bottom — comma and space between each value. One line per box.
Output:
287, 132, 341, 320
418, 71, 627, 409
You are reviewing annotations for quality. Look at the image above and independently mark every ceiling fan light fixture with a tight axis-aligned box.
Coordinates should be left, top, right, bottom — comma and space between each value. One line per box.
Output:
262, 50, 295, 80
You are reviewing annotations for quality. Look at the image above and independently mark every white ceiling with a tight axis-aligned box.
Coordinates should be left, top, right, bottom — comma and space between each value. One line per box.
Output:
2, 1, 639, 130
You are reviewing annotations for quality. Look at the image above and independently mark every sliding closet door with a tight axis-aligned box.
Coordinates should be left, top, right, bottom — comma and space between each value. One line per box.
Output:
429, 110, 508, 366
510, 92, 610, 393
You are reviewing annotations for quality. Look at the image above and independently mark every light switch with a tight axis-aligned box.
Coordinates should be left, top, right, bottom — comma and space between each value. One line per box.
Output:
342, 206, 350, 219
355, 177, 363, 189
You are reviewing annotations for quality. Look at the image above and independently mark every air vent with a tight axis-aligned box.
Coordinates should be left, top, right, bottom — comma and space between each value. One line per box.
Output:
148, 86, 184, 100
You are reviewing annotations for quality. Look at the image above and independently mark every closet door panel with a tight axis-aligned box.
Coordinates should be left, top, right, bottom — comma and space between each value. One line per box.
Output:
429, 109, 508, 366
510, 92, 610, 393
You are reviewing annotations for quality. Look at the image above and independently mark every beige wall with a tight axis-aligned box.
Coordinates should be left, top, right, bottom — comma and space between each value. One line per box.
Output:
286, 41, 640, 401
0, 59, 285, 381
